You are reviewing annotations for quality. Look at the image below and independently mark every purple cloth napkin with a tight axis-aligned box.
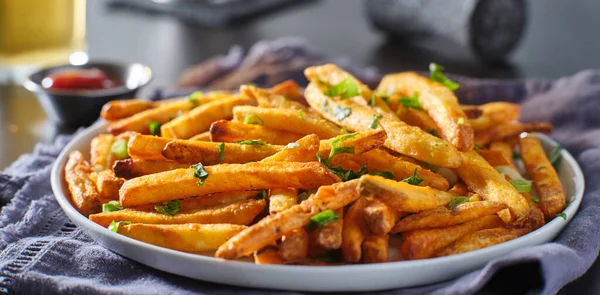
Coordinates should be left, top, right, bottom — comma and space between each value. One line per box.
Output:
1, 39, 600, 295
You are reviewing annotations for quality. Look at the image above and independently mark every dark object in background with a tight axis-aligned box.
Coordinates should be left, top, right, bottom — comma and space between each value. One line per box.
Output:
365, 0, 527, 62
24, 62, 152, 128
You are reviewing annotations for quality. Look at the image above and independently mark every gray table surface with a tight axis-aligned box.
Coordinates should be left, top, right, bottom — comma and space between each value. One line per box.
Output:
1, 0, 598, 294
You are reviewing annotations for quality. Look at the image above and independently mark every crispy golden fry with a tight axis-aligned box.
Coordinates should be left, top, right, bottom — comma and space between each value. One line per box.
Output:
363, 199, 399, 236
396, 108, 443, 136
118, 223, 247, 252
189, 131, 211, 141
108, 100, 194, 135
436, 227, 529, 257
448, 182, 470, 197
351, 148, 449, 191
90, 134, 115, 171
362, 235, 389, 263
254, 246, 285, 264
342, 197, 370, 263
95, 170, 124, 203
269, 188, 297, 215
305, 82, 462, 168
469, 194, 483, 202
175, 190, 260, 209
270, 79, 305, 102
477, 150, 514, 167
455, 151, 530, 225
460, 105, 484, 119
215, 180, 360, 259
358, 175, 456, 212
279, 229, 309, 263
120, 162, 341, 207
400, 215, 505, 260
489, 141, 516, 168
475, 122, 553, 145
90, 199, 265, 227
318, 130, 387, 166
525, 196, 546, 231
304, 63, 373, 100
261, 134, 320, 162
100, 99, 156, 121
65, 151, 101, 216
161, 95, 256, 139
519, 136, 566, 219
391, 201, 507, 233
241, 84, 308, 111
315, 208, 343, 249
233, 105, 343, 139
162, 139, 283, 164
378, 72, 474, 151
113, 159, 189, 179
209, 120, 305, 145
468, 102, 520, 131
127, 134, 172, 161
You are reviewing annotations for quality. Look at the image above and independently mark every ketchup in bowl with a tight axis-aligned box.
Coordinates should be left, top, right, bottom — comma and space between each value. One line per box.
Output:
42, 68, 121, 90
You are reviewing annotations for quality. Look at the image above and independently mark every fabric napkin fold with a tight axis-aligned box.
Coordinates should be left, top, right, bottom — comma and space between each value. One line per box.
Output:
1, 38, 600, 295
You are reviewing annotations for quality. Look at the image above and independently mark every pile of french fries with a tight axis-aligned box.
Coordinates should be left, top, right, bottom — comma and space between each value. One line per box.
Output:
64, 63, 567, 265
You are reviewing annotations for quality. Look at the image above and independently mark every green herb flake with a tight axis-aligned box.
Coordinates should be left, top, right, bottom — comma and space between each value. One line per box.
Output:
155, 200, 181, 215
399, 92, 422, 110
108, 220, 131, 233
102, 200, 123, 213
149, 122, 161, 136
298, 110, 304, 118
191, 162, 209, 186
474, 143, 486, 151
369, 171, 395, 180
448, 196, 469, 209
370, 114, 383, 129
110, 139, 129, 159
549, 146, 563, 169
429, 62, 460, 91
243, 114, 264, 125
286, 142, 300, 149
531, 196, 540, 204
509, 179, 533, 193
457, 117, 465, 125
324, 77, 360, 99
556, 212, 567, 220
217, 142, 225, 163
308, 210, 339, 230
235, 139, 267, 145
401, 168, 424, 186
188, 91, 203, 106
378, 93, 390, 105
333, 106, 351, 121
369, 95, 376, 106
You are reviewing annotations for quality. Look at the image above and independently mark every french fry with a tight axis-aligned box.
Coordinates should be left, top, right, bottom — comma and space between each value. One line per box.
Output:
65, 151, 101, 216
342, 197, 370, 263
215, 180, 360, 259
108, 100, 194, 135
448, 182, 470, 197
270, 79, 305, 102
279, 229, 309, 263
489, 141, 516, 168
363, 199, 398, 235
209, 120, 305, 145
233, 105, 343, 139
90, 134, 115, 171
161, 95, 256, 139
261, 134, 320, 162
120, 162, 341, 207
100, 99, 156, 121
305, 82, 462, 168
113, 159, 189, 179
358, 175, 456, 212
455, 151, 530, 225
241, 84, 308, 111
189, 131, 211, 141
395, 108, 443, 137
400, 215, 505, 260
118, 223, 247, 252
254, 246, 285, 264
475, 122, 553, 145
519, 136, 566, 219
269, 188, 297, 215
318, 130, 387, 166
391, 201, 507, 233
468, 102, 520, 131
127, 134, 172, 161
436, 227, 529, 257
90, 199, 265, 227
315, 208, 343, 249
362, 235, 389, 263
162, 139, 283, 164
477, 150, 514, 167
95, 170, 124, 203
460, 105, 484, 119
377, 72, 474, 151
525, 196, 546, 231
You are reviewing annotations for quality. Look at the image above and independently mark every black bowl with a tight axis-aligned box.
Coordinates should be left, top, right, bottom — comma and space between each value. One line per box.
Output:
24, 61, 152, 127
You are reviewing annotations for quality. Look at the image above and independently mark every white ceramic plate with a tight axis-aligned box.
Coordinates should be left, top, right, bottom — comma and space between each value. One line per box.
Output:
50, 121, 585, 292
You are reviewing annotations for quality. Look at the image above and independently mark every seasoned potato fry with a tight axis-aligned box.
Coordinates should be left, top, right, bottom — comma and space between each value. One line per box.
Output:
279, 229, 309, 263
189, 131, 211, 141
100, 99, 156, 121
525, 196, 546, 231
391, 201, 507, 233
261, 134, 320, 162
489, 141, 516, 168
233, 105, 343, 139
455, 151, 530, 225
241, 84, 308, 111
460, 105, 484, 119
436, 227, 529, 257
209, 120, 305, 145
475, 122, 553, 145
362, 235, 389, 263
113, 159, 189, 179
216, 180, 360, 259
90, 134, 115, 171
161, 95, 256, 139
477, 150, 514, 167
65, 151, 101, 216
127, 134, 172, 161
468, 102, 520, 131
315, 208, 344, 249
363, 199, 399, 235
318, 130, 387, 166
395, 108, 443, 136
342, 197, 370, 263
90, 199, 265, 227
270, 79, 305, 102
120, 162, 341, 207
95, 170, 124, 203
254, 246, 285, 264
358, 175, 456, 212
401, 215, 505, 260
378, 72, 474, 151
305, 82, 462, 168
519, 136, 566, 219
162, 139, 283, 164
118, 223, 247, 252
269, 188, 297, 215
108, 100, 195, 135
448, 182, 470, 197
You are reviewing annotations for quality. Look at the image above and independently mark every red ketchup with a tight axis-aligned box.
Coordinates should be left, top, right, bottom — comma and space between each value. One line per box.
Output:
42, 68, 120, 90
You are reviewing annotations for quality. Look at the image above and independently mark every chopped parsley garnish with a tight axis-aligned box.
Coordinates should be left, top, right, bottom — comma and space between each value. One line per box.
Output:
457, 117, 465, 125
298, 110, 304, 118
509, 179, 532, 193
235, 139, 267, 145
243, 114, 264, 125
102, 201, 123, 213
217, 142, 225, 163
531, 196, 540, 204
474, 143, 486, 150
317, 133, 370, 181
257, 190, 268, 200
370, 114, 383, 129
328, 133, 358, 160
556, 212, 567, 220
306, 210, 339, 231
286, 142, 300, 149
110, 139, 129, 159
401, 168, 424, 186
426, 128, 438, 137
448, 196, 469, 209
549, 146, 562, 169
399, 92, 422, 110
323, 77, 360, 99
149, 122, 161, 136
188, 91, 203, 106
108, 220, 131, 233
155, 200, 180, 215
191, 162, 209, 186
378, 94, 390, 105
429, 62, 460, 91
333, 106, 351, 121
369, 171, 395, 180
369, 95, 376, 106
